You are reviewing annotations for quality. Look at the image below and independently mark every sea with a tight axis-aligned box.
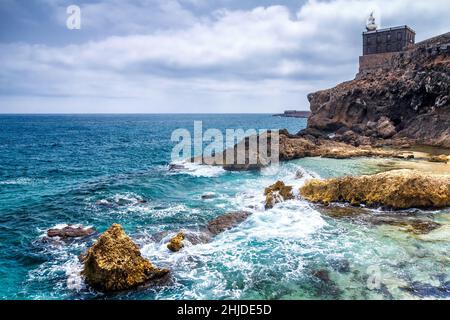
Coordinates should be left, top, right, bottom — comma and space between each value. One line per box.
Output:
0, 114, 449, 300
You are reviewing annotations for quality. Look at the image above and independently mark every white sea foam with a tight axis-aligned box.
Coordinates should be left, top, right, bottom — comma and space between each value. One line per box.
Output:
47, 223, 92, 230
112, 193, 143, 203
125, 203, 200, 219
36, 224, 94, 241
90, 192, 147, 212
0, 178, 34, 185
140, 164, 326, 299
64, 258, 85, 292
229, 163, 320, 211
27, 240, 88, 297
168, 161, 225, 177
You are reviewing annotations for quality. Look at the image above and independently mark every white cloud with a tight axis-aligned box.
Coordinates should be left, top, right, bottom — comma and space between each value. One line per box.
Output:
0, 0, 449, 113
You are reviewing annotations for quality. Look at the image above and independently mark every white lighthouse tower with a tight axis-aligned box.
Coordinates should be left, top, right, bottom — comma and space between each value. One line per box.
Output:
366, 12, 378, 31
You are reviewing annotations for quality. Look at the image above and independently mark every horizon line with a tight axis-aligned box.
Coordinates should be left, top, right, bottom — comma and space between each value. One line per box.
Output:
0, 111, 310, 115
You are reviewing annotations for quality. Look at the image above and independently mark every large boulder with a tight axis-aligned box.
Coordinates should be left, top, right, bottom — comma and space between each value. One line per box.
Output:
375, 117, 397, 139
82, 224, 169, 292
300, 169, 450, 209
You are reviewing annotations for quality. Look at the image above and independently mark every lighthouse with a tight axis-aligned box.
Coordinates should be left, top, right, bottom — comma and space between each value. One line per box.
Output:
366, 12, 377, 32
362, 13, 415, 55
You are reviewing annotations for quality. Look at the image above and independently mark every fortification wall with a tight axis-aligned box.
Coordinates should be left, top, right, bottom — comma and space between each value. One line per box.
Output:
357, 32, 450, 79
358, 52, 398, 72
415, 32, 450, 49
356, 52, 400, 79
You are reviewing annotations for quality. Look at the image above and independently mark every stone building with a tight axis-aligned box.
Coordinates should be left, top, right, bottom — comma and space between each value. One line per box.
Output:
361, 13, 415, 55
363, 26, 416, 55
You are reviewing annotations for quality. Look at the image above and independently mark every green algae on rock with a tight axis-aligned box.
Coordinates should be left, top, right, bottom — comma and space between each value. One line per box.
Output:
300, 169, 450, 210
82, 224, 169, 292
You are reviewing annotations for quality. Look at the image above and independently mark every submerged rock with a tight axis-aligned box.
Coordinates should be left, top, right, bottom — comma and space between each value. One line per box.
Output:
264, 181, 294, 209
366, 216, 441, 235
47, 225, 95, 239
295, 170, 304, 179
207, 211, 252, 236
329, 259, 351, 273
201, 192, 216, 200
318, 205, 368, 218
167, 232, 185, 252
311, 269, 331, 283
417, 224, 450, 242
183, 231, 212, 245
310, 268, 342, 298
300, 169, 450, 209
401, 281, 450, 298
82, 224, 169, 292
429, 155, 449, 163
317, 204, 440, 235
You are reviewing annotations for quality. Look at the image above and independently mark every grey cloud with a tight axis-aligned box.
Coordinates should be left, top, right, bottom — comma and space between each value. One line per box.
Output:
0, 0, 449, 113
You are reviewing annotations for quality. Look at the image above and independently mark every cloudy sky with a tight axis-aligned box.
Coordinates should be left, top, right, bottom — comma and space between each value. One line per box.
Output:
0, 0, 449, 113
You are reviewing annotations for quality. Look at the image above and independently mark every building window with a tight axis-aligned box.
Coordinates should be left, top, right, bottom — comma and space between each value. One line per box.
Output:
366, 37, 371, 45
387, 34, 391, 42
377, 35, 381, 43
397, 43, 403, 51
397, 32, 402, 40
387, 44, 391, 51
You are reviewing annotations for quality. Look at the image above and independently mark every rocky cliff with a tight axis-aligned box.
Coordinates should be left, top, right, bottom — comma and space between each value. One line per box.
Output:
307, 32, 450, 148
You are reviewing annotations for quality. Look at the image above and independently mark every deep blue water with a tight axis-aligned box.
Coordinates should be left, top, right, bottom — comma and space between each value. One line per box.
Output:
1, 114, 449, 300
0, 114, 304, 299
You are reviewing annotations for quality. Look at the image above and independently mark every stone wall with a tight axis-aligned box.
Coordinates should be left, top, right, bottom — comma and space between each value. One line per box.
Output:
415, 32, 450, 49
357, 52, 398, 79
357, 32, 450, 79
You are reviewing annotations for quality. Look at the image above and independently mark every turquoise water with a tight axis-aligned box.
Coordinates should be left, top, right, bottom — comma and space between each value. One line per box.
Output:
1, 114, 449, 300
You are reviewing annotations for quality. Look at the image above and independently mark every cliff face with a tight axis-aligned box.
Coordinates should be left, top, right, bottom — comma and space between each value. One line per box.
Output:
307, 33, 450, 147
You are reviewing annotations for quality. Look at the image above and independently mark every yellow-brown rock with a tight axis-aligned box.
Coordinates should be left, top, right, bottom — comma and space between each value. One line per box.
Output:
429, 155, 449, 163
82, 224, 169, 292
300, 170, 450, 209
264, 181, 294, 209
167, 232, 185, 252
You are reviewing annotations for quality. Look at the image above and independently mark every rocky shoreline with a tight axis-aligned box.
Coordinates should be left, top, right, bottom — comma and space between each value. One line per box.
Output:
299, 169, 450, 209
76, 157, 450, 292
307, 32, 450, 148
49, 32, 450, 296
76, 210, 253, 292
